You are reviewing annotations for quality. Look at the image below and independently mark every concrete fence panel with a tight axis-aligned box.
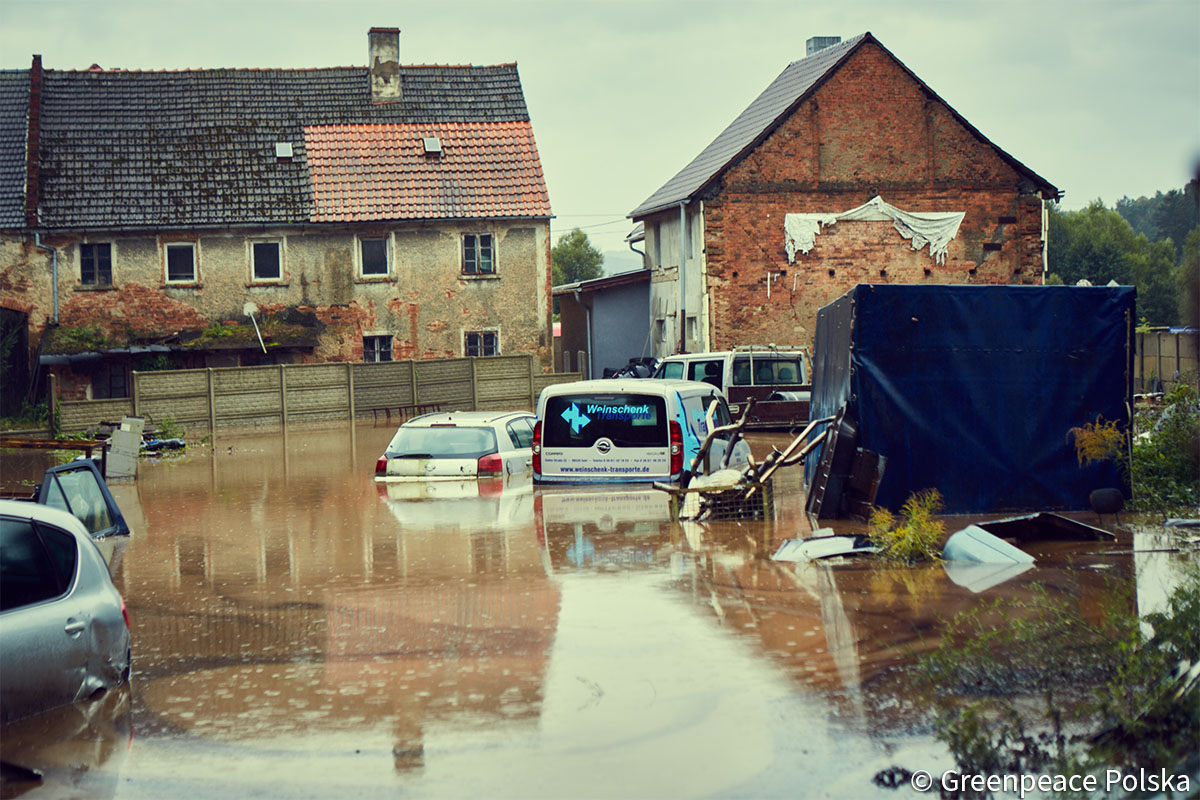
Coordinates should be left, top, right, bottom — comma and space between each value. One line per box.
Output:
52, 354, 572, 434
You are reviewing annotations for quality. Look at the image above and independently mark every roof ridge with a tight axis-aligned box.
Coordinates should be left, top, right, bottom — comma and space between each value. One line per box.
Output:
44, 63, 516, 74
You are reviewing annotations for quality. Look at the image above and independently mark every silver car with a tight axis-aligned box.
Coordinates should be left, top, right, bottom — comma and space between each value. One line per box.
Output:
375, 411, 536, 480
0, 500, 132, 724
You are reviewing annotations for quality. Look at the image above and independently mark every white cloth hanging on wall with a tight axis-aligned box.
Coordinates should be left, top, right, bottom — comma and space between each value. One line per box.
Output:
783, 195, 965, 264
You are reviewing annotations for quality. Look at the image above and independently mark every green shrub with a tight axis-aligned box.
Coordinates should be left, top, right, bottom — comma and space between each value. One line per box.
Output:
867, 489, 945, 564
1129, 384, 1200, 514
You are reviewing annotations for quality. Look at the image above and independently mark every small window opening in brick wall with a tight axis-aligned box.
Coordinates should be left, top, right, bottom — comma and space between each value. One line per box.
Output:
879, 269, 887, 278
998, 216, 1018, 224
828, 269, 836, 277
923, 268, 932, 277
968, 268, 978, 276
983, 243, 1003, 251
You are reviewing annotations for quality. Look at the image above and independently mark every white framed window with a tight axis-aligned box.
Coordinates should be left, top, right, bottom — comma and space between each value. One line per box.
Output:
363, 334, 392, 362
462, 233, 495, 275
165, 242, 197, 284
251, 240, 283, 282
464, 329, 498, 357
358, 235, 389, 278
80, 242, 113, 286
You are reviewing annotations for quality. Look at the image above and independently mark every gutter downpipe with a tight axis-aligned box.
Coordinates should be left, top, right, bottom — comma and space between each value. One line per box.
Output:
574, 288, 592, 379
34, 233, 58, 323
678, 202, 687, 354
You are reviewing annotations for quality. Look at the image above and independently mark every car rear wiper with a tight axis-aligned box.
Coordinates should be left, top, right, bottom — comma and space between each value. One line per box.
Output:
393, 453, 434, 459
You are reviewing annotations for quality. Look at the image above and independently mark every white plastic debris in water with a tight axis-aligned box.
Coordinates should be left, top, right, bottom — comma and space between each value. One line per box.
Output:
942, 525, 1036, 564
784, 196, 965, 264
773, 534, 877, 561
942, 561, 1035, 593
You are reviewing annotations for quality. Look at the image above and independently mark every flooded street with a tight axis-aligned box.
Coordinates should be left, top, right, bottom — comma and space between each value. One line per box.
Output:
1, 424, 1191, 799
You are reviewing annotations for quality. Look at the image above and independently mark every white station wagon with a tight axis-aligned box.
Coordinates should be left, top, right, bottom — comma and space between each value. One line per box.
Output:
375, 411, 537, 480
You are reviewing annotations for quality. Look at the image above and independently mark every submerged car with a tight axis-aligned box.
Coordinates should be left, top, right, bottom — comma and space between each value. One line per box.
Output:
533, 378, 752, 484
0, 500, 132, 724
375, 411, 537, 480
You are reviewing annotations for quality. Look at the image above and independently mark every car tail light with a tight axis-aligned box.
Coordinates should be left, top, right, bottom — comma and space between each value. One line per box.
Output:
532, 421, 542, 474
669, 420, 683, 476
477, 452, 504, 477
375, 455, 388, 475
121, 598, 130, 629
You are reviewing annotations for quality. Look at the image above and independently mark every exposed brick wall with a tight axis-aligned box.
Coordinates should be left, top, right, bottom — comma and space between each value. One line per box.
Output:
702, 40, 1049, 350
60, 282, 210, 337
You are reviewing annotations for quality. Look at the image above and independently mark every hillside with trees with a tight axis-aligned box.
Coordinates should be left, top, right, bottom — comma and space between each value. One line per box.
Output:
1047, 181, 1199, 327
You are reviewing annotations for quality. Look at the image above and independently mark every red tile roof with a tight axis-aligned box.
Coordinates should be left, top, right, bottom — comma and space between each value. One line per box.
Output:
304, 122, 551, 222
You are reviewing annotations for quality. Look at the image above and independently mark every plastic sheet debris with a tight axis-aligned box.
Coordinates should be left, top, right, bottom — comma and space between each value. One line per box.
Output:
772, 534, 877, 561
141, 438, 186, 452
972, 512, 1115, 543
943, 525, 1037, 564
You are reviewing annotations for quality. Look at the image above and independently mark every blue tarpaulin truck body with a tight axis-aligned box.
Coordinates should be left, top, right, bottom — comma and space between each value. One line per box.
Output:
806, 284, 1135, 514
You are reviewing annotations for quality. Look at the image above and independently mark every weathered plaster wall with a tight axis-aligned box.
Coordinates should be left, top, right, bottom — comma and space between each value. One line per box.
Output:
2, 220, 553, 381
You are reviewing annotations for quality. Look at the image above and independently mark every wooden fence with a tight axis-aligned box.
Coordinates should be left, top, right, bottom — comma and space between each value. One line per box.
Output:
54, 355, 581, 434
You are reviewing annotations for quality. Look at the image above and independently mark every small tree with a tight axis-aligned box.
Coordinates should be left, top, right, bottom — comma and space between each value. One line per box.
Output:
551, 229, 603, 287
551, 229, 604, 315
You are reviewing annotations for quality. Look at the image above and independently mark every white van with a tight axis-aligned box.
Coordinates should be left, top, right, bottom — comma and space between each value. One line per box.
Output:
533, 379, 751, 484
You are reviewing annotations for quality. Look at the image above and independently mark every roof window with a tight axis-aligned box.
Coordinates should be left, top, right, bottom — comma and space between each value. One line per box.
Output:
422, 136, 443, 157
275, 142, 294, 161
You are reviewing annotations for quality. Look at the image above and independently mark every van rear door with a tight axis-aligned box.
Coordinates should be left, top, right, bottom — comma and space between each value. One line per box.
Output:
539, 393, 670, 481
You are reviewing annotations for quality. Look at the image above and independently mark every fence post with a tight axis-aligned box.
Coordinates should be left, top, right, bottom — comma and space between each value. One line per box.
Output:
528, 354, 536, 410
207, 368, 216, 432
470, 356, 478, 411
279, 364, 288, 426
48, 373, 57, 432
410, 359, 418, 408
347, 362, 356, 421
132, 371, 140, 418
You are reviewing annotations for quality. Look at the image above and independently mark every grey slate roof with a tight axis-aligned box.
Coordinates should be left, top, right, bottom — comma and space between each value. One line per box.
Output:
629, 33, 1057, 218
0, 71, 29, 229
21, 64, 530, 230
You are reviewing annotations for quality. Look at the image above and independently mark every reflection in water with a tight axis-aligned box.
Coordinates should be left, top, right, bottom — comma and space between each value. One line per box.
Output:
0, 424, 1180, 798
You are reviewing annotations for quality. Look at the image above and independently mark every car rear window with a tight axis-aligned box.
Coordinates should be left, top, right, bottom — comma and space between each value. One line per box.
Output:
731, 356, 805, 385
386, 426, 498, 459
656, 362, 684, 380
543, 394, 667, 448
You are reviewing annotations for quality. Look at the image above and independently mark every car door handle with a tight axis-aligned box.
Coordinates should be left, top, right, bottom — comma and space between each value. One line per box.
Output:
64, 619, 86, 636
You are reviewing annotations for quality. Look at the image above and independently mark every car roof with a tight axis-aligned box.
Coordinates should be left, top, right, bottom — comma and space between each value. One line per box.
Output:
539, 378, 722, 394
0, 499, 92, 539
400, 410, 534, 428
659, 349, 805, 361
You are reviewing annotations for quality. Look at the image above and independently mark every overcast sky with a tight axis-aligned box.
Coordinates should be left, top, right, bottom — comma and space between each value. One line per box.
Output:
2, 0, 1197, 265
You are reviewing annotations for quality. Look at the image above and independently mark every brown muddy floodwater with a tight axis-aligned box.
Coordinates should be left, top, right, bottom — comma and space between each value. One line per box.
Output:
0, 424, 1192, 799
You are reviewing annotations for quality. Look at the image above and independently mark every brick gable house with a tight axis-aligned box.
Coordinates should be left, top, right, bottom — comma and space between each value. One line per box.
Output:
0, 28, 552, 405
629, 33, 1059, 356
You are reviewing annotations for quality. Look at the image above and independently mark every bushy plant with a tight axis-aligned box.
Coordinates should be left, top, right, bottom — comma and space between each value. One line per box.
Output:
156, 416, 186, 440
1129, 384, 1200, 514
867, 489, 945, 564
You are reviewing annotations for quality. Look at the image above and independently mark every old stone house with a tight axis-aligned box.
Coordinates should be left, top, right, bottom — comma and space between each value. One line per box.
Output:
629, 33, 1059, 357
0, 28, 552, 406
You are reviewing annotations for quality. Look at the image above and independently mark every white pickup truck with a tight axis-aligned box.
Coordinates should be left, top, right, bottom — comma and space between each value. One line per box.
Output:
652, 346, 812, 430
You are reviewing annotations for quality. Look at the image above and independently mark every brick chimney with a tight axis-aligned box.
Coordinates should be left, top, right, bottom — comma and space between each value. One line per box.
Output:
368, 27, 401, 103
